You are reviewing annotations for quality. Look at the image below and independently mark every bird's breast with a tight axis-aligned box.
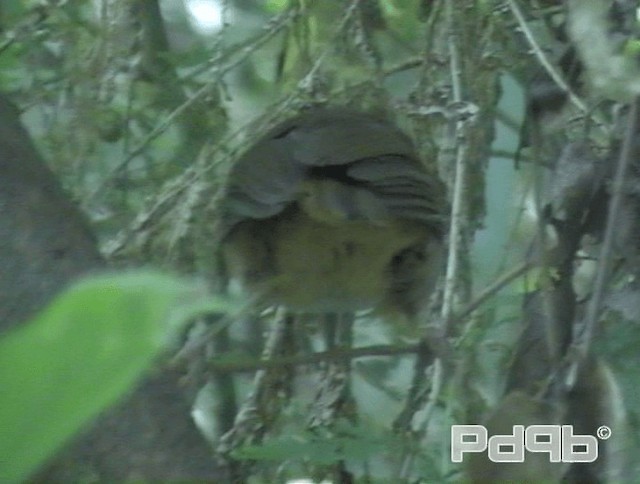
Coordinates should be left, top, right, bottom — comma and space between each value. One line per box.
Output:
222, 206, 429, 312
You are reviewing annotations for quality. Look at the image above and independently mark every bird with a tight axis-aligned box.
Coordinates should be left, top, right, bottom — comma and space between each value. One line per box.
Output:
216, 108, 447, 320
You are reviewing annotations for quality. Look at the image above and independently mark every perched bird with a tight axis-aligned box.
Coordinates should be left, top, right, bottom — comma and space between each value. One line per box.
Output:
217, 108, 447, 319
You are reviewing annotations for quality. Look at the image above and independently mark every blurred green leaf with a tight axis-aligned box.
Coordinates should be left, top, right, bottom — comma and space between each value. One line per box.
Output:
624, 39, 640, 57
0, 270, 230, 483
264, 0, 289, 13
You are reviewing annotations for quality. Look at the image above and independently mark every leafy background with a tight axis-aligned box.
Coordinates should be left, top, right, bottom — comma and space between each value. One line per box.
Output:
1, 0, 640, 482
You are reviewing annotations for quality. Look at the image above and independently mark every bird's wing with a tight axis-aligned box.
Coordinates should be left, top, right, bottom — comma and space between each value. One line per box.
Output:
221, 109, 446, 231
286, 111, 415, 166
221, 137, 304, 219
347, 155, 447, 229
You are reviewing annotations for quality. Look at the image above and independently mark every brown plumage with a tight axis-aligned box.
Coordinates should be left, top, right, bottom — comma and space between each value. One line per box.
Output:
217, 108, 447, 319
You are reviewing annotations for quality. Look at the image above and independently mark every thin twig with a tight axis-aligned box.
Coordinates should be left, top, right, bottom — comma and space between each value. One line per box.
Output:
441, 0, 466, 332
216, 308, 293, 459
398, 1, 467, 479
104, 0, 366, 259
210, 343, 425, 373
565, 97, 639, 387
384, 57, 423, 76
205, 259, 534, 374
88, 9, 298, 200
507, 0, 588, 114
457, 260, 533, 342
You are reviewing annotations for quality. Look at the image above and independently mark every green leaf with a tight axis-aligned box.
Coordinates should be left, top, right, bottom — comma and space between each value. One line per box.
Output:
0, 270, 230, 483
625, 39, 640, 57
264, 0, 289, 13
